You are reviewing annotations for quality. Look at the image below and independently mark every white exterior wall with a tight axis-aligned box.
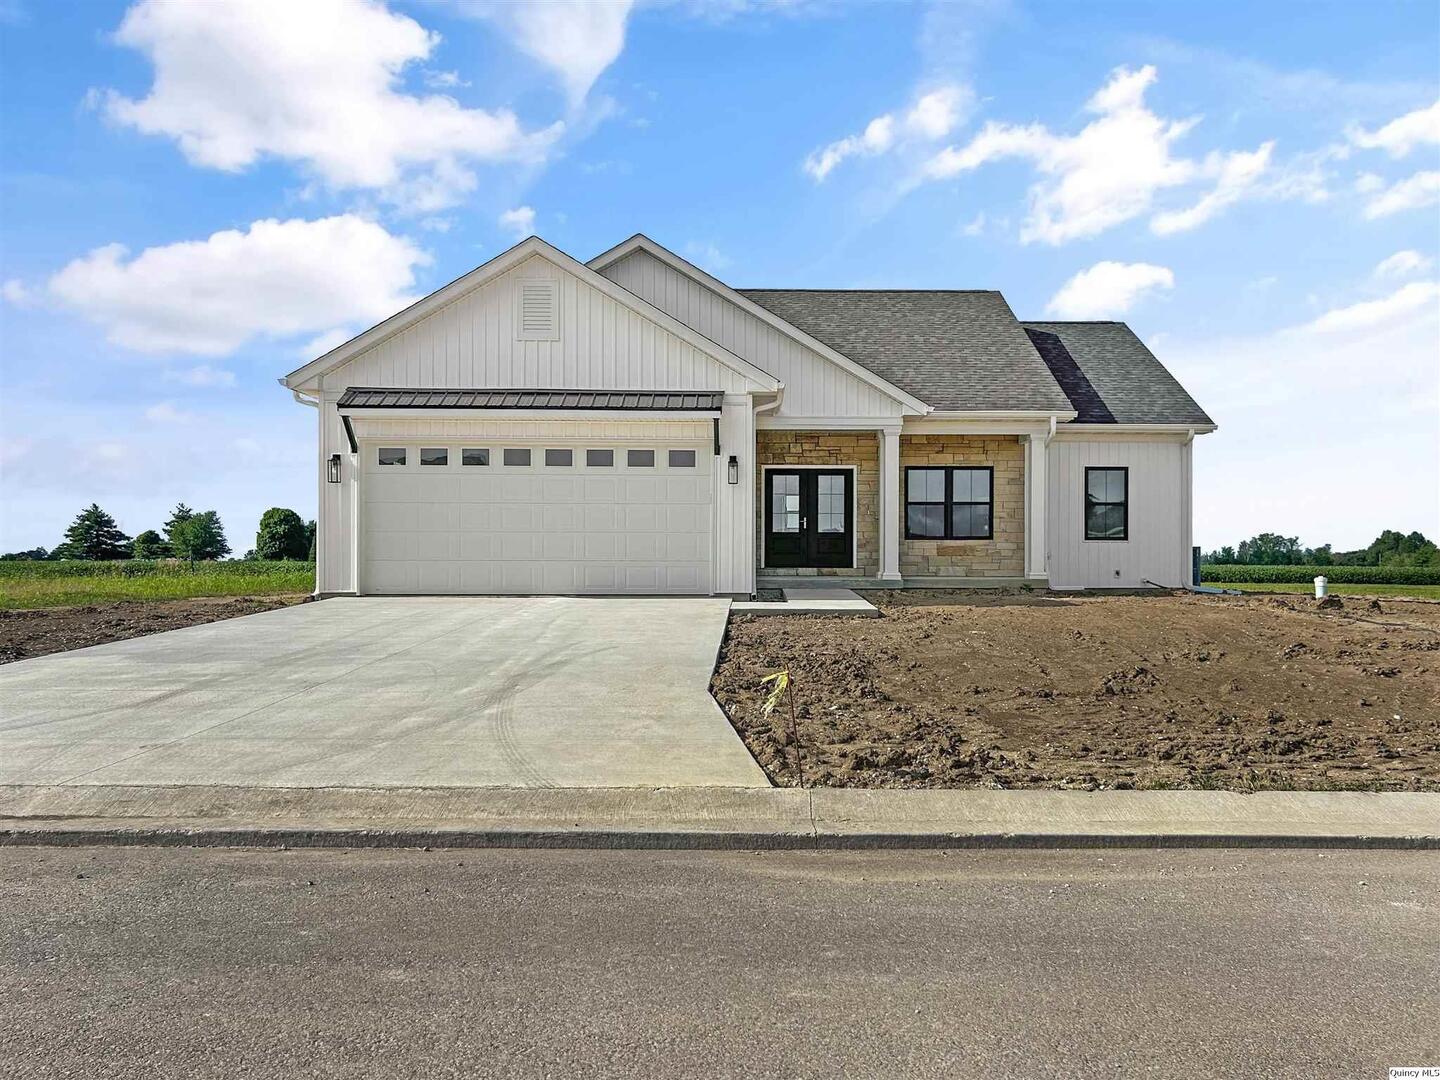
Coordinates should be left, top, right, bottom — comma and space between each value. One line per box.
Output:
317, 389, 357, 594
600, 250, 906, 419
324, 254, 750, 395
715, 396, 757, 595
1046, 435, 1191, 589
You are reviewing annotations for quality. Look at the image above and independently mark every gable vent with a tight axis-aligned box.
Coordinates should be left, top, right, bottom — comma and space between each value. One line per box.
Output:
516, 279, 559, 341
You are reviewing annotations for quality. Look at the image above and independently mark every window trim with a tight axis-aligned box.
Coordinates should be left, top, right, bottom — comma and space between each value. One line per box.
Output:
903, 465, 994, 541
1083, 466, 1129, 542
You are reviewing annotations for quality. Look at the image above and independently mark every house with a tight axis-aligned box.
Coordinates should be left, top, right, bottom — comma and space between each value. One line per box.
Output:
280, 234, 1214, 597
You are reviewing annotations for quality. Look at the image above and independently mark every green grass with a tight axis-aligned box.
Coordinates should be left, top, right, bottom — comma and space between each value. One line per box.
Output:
0, 560, 314, 610
1208, 581, 1440, 600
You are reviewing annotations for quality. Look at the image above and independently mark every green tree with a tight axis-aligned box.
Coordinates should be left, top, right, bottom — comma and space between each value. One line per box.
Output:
163, 503, 195, 549
0, 546, 50, 561
1236, 533, 1302, 565
305, 519, 317, 561
171, 511, 230, 564
56, 504, 132, 560
131, 529, 172, 560
255, 508, 308, 560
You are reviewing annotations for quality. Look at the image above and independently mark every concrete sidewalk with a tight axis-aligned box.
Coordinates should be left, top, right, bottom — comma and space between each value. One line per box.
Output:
1, 784, 1436, 849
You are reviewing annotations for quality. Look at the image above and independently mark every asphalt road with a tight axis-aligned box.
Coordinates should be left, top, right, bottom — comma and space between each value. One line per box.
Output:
1, 847, 1436, 1078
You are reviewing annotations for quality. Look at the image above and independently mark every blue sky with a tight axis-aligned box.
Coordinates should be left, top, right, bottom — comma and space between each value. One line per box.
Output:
2, 0, 1436, 555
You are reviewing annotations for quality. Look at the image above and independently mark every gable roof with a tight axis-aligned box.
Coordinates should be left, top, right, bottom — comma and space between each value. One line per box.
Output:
1022, 322, 1214, 427
281, 235, 779, 394
739, 290, 1075, 414
587, 235, 930, 414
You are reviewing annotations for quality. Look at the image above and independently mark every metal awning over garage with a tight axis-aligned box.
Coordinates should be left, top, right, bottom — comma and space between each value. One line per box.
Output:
337, 388, 725, 411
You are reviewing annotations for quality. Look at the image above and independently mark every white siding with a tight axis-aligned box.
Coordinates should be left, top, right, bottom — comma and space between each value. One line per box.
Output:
1046, 437, 1189, 589
601, 249, 906, 419
322, 254, 749, 395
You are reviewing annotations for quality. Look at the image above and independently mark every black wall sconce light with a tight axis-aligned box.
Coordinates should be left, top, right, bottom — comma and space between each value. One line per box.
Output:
727, 455, 739, 485
327, 454, 342, 483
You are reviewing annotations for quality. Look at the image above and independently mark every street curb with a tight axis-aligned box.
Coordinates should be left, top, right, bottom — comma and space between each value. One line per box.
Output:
3, 824, 1438, 851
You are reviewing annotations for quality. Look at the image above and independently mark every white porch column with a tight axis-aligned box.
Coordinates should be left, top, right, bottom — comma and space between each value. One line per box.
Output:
878, 426, 902, 581
1024, 433, 1048, 579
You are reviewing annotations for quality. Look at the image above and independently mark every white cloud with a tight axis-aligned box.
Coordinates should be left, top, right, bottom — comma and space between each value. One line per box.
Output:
804, 84, 970, 181
1151, 142, 1275, 235
920, 65, 1318, 244
296, 327, 356, 361
682, 241, 731, 272
1046, 261, 1175, 318
1362, 170, 1440, 219
165, 364, 236, 388
466, 0, 635, 105
1354, 171, 1385, 193
101, 0, 562, 212
46, 214, 427, 356
922, 66, 1204, 243
960, 212, 986, 237
1374, 250, 1433, 279
144, 401, 196, 424
423, 69, 469, 90
1, 278, 35, 307
1299, 280, 1440, 335
1177, 281, 1439, 549
1349, 99, 1440, 158
498, 206, 536, 237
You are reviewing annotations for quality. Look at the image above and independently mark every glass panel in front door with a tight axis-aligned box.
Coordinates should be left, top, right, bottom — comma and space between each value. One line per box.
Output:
817, 474, 845, 533
772, 472, 800, 533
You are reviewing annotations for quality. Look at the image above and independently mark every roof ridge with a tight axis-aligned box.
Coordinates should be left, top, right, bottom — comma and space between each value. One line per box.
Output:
739, 287, 1002, 294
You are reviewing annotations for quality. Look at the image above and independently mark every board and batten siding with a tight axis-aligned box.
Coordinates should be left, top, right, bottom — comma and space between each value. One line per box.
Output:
599, 249, 907, 419
322, 254, 750, 395
1046, 437, 1191, 589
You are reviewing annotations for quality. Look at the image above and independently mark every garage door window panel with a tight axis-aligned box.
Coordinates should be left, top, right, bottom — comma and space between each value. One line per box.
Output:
586, 449, 614, 467
545, 448, 573, 467
421, 448, 448, 466
503, 448, 532, 467
462, 448, 489, 466
627, 449, 655, 468
668, 449, 697, 468
377, 447, 406, 467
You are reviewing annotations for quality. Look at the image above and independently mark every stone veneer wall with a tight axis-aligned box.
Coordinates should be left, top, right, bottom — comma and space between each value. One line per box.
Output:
755, 430, 879, 576
900, 434, 1025, 578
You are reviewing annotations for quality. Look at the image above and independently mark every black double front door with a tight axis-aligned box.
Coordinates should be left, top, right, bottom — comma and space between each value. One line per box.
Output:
763, 469, 853, 569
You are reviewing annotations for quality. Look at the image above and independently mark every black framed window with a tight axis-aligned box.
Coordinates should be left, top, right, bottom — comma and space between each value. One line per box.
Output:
904, 466, 992, 540
1084, 467, 1128, 540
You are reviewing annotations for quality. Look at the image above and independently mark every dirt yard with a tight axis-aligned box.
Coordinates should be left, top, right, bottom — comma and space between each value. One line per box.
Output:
711, 591, 1440, 792
0, 595, 311, 664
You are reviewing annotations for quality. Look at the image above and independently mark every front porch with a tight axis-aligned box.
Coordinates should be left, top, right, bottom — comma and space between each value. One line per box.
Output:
752, 428, 1050, 587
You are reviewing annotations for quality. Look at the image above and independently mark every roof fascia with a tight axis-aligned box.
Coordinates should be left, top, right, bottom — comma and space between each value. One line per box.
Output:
588, 234, 931, 416
283, 235, 780, 393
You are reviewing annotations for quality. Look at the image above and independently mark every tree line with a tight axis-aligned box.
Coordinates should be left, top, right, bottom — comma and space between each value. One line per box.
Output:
1203, 529, 1439, 568
1, 504, 316, 564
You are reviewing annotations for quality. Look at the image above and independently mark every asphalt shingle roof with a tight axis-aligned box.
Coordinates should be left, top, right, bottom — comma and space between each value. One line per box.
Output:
1021, 323, 1214, 426
740, 290, 1075, 413
337, 388, 724, 411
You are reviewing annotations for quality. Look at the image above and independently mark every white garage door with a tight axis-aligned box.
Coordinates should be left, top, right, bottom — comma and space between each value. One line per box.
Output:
360, 437, 713, 594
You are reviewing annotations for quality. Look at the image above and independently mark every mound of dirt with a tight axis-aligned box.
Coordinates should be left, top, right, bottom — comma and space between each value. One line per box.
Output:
711, 591, 1440, 792
0, 595, 311, 664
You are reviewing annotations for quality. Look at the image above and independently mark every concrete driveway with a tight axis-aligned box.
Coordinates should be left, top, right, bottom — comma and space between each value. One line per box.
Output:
0, 597, 768, 789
